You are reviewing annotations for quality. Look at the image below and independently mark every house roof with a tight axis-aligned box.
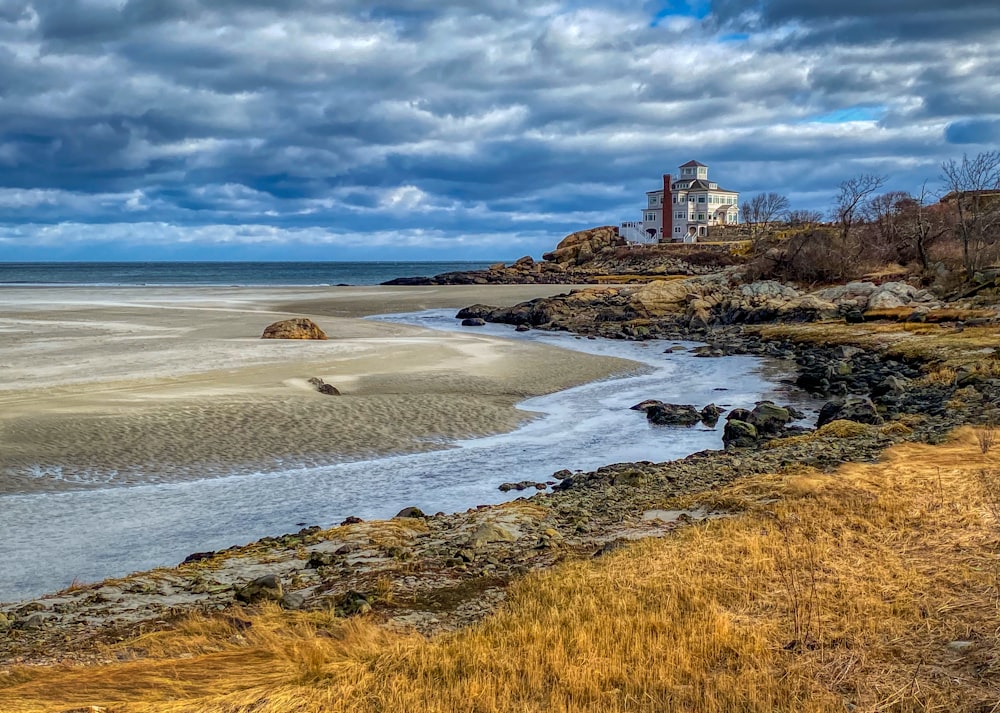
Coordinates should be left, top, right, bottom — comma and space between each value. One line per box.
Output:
680, 160, 707, 168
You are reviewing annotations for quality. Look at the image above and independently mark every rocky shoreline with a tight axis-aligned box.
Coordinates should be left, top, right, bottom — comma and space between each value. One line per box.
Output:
4, 284, 994, 666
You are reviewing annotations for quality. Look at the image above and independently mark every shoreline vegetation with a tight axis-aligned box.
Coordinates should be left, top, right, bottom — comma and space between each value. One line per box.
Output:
5, 218, 1000, 710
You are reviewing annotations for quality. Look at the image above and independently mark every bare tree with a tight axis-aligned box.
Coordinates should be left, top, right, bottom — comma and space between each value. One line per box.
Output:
862, 190, 911, 262
787, 209, 823, 227
941, 151, 1000, 277
896, 183, 947, 273
741, 192, 790, 239
833, 173, 886, 246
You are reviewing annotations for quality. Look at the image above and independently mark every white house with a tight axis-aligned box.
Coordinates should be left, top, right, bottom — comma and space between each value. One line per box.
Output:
623, 161, 739, 244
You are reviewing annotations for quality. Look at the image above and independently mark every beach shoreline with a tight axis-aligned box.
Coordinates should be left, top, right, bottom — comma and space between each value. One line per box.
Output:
0, 285, 633, 495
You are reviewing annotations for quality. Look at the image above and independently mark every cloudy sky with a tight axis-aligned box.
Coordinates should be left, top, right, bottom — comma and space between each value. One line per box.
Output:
1, 0, 998, 260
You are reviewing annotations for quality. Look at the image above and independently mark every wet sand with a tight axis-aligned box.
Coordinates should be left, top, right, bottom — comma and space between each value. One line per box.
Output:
0, 285, 635, 494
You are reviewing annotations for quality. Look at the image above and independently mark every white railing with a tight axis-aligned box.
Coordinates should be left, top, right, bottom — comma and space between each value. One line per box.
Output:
619, 221, 658, 244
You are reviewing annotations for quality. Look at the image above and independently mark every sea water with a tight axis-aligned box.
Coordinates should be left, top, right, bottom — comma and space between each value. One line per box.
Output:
0, 311, 816, 602
0, 261, 495, 287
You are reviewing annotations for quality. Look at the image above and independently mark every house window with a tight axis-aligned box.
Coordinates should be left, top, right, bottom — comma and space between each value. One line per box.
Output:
698, 213, 705, 220
646, 213, 656, 221
689, 213, 695, 220
698, 196, 705, 203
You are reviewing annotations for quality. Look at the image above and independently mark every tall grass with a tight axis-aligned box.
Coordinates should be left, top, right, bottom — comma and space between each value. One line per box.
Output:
3, 429, 999, 712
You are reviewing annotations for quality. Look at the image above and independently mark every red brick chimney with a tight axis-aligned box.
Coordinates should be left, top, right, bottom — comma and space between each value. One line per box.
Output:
661, 174, 672, 243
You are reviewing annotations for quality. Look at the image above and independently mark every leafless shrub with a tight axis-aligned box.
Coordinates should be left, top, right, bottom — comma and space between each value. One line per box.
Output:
976, 423, 996, 454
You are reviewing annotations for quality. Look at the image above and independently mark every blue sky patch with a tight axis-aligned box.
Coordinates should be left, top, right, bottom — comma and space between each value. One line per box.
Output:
806, 106, 887, 124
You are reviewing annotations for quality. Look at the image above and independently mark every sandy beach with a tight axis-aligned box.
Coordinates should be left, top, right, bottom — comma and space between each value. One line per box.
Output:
0, 285, 635, 494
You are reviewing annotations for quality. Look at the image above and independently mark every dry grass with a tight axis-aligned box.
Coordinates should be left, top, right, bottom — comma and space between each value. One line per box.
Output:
4, 430, 1000, 712
862, 307, 995, 323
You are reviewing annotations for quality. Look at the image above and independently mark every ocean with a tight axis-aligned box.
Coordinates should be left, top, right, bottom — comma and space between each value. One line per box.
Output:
0, 261, 497, 286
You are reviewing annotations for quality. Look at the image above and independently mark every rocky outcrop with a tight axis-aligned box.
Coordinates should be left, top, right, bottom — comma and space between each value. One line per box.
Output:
473, 276, 958, 336
541, 226, 625, 267
261, 318, 328, 340
814, 281, 940, 312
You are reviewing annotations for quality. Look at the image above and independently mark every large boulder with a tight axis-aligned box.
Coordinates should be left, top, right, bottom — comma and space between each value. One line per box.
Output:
723, 420, 759, 448
542, 226, 625, 267
748, 401, 793, 436
646, 403, 702, 426
261, 318, 328, 340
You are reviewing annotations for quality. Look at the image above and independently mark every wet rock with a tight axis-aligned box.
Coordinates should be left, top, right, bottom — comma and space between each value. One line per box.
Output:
726, 407, 752, 422
181, 551, 216, 565
461, 317, 487, 327
498, 480, 547, 492
723, 420, 758, 448
456, 305, 498, 320
630, 399, 662, 411
748, 401, 792, 436
235, 574, 284, 604
394, 506, 426, 519
340, 516, 363, 525
817, 396, 883, 428
515, 324, 531, 332
261, 318, 328, 340
646, 403, 702, 426
700, 403, 723, 426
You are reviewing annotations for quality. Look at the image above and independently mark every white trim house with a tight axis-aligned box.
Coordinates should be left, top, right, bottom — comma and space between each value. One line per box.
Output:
623, 161, 739, 244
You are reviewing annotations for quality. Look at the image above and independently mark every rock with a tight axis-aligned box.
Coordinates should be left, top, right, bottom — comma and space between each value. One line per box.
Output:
542, 226, 625, 266
630, 399, 662, 411
0, 613, 10, 631
700, 403, 723, 426
726, 408, 752, 422
816, 396, 883, 428
261, 318, 328, 340
723, 420, 758, 448
181, 551, 216, 565
498, 480, 547, 492
515, 324, 531, 332
456, 304, 497, 319
281, 592, 306, 610
461, 317, 486, 327
235, 574, 284, 604
646, 403, 702, 426
872, 375, 910, 398
844, 309, 865, 324
470, 521, 520, 548
947, 640, 975, 653
337, 591, 372, 616
308, 377, 341, 395
340, 515, 363, 525
16, 613, 48, 630
748, 401, 792, 436
394, 506, 426, 519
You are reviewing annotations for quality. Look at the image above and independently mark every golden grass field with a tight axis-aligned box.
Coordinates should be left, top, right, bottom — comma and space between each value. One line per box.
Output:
3, 427, 999, 712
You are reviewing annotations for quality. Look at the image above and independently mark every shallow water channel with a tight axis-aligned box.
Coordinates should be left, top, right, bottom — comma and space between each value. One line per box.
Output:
1, 311, 814, 602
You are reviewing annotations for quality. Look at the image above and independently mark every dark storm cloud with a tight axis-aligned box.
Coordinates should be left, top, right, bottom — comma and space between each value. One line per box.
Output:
0, 0, 998, 258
